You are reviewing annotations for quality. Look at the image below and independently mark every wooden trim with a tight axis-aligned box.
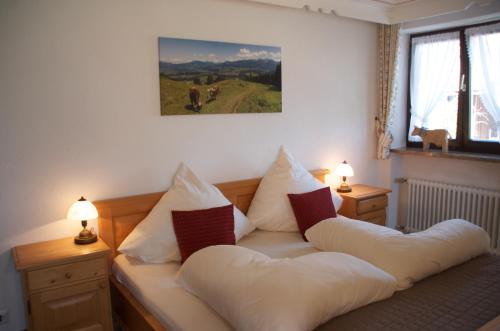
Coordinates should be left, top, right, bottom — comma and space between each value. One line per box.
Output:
12, 237, 110, 271
95, 169, 329, 257
478, 314, 500, 331
110, 276, 168, 331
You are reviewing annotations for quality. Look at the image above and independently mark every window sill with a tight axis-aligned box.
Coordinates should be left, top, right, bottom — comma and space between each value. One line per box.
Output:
390, 147, 500, 164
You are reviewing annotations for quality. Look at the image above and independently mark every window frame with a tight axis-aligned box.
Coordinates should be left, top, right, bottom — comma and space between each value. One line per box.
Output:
406, 20, 500, 155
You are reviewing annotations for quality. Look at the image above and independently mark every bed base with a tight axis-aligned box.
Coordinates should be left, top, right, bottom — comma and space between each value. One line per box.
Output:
110, 276, 168, 331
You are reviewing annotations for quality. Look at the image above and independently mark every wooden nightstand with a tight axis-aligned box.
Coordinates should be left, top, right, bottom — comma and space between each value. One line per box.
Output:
12, 237, 112, 331
337, 184, 391, 226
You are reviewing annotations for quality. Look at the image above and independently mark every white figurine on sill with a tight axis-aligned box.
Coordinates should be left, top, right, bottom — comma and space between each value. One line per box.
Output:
411, 127, 451, 153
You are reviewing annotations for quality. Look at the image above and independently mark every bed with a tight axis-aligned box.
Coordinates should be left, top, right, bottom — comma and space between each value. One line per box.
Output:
94, 169, 500, 331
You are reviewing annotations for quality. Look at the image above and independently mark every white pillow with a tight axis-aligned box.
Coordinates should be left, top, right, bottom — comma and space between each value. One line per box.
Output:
118, 164, 255, 263
306, 217, 491, 290
177, 245, 396, 331
247, 147, 342, 231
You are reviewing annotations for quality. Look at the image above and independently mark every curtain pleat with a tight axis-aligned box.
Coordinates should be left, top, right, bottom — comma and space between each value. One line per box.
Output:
376, 24, 401, 160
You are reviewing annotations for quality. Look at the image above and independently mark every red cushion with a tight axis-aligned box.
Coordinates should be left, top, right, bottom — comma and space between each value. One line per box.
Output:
172, 204, 236, 263
288, 187, 337, 241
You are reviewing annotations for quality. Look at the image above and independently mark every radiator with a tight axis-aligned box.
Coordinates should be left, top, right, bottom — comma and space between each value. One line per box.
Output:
406, 178, 500, 249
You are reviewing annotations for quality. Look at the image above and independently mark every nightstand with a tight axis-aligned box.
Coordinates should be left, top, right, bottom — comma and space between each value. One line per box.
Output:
12, 237, 112, 331
337, 184, 391, 226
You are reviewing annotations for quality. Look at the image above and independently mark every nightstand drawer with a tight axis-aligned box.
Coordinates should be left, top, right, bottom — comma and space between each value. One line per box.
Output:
357, 195, 388, 214
357, 209, 385, 222
371, 216, 386, 226
27, 257, 107, 291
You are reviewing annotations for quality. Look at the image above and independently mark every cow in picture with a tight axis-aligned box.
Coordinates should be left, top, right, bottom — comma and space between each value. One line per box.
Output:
207, 86, 220, 102
189, 87, 202, 111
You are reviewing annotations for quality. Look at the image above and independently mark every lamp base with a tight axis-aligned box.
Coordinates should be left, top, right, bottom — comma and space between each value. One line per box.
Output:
74, 234, 97, 245
336, 182, 352, 193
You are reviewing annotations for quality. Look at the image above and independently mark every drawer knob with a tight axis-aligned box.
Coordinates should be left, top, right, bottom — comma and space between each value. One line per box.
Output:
65, 272, 72, 279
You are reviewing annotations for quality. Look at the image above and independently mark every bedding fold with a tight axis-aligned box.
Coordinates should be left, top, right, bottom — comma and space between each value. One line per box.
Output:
176, 245, 396, 331
306, 217, 491, 290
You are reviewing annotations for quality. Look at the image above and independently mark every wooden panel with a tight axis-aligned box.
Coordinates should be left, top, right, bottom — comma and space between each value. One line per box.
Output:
27, 257, 107, 292
110, 277, 167, 331
371, 216, 386, 226
12, 237, 110, 271
357, 195, 388, 214
478, 314, 500, 331
113, 213, 149, 249
30, 279, 112, 331
95, 169, 329, 256
337, 198, 357, 219
357, 209, 386, 222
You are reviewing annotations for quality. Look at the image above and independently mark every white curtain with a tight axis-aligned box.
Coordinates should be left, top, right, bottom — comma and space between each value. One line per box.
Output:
466, 23, 500, 142
409, 32, 460, 138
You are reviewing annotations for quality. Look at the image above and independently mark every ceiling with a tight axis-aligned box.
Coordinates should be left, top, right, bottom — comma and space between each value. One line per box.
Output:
242, 0, 500, 24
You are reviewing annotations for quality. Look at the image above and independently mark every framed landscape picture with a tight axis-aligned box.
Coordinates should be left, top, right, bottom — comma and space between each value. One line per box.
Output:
158, 37, 282, 115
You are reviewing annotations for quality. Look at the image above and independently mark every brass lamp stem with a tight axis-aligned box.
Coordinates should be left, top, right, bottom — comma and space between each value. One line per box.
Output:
337, 175, 352, 193
76, 219, 96, 243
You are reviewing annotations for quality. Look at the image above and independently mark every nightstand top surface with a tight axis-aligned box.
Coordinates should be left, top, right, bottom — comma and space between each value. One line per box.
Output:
338, 184, 391, 199
12, 237, 110, 271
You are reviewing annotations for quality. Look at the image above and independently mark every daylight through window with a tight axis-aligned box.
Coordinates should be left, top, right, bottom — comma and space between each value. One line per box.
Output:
407, 21, 500, 154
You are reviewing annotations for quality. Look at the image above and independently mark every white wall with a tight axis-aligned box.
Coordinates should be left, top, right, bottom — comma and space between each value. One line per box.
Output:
0, 0, 385, 329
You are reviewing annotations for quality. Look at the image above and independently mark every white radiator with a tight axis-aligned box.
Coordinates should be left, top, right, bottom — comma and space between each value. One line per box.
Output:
406, 178, 500, 249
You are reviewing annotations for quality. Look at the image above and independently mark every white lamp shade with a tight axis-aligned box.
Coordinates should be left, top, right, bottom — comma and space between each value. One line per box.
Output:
67, 197, 98, 221
334, 161, 354, 177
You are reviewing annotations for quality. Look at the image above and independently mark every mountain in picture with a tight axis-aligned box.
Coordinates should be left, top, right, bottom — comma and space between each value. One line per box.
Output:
158, 37, 281, 115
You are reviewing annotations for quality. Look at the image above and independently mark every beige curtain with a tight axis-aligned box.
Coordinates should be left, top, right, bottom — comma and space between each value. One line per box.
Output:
376, 24, 401, 160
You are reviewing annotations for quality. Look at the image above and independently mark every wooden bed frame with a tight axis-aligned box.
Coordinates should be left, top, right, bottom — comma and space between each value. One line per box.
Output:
94, 169, 329, 331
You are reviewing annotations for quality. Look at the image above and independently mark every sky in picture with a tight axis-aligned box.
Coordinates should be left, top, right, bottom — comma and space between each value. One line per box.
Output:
158, 37, 281, 64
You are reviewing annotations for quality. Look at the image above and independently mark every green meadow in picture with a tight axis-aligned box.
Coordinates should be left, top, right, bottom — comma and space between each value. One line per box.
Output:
158, 37, 282, 115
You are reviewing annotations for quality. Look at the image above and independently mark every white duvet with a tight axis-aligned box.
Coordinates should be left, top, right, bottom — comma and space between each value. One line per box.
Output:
306, 217, 491, 290
177, 245, 396, 331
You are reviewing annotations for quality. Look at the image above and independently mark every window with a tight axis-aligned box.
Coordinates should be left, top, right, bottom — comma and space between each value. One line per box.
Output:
407, 21, 500, 154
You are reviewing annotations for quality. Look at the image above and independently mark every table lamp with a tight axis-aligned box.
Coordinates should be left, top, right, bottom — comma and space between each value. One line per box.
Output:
67, 196, 98, 244
335, 160, 354, 193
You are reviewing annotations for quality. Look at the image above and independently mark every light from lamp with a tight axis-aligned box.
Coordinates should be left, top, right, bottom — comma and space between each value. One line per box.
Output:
67, 197, 98, 221
334, 161, 354, 177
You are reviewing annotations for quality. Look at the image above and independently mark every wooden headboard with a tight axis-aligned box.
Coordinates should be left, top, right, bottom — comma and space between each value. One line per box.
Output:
94, 169, 329, 256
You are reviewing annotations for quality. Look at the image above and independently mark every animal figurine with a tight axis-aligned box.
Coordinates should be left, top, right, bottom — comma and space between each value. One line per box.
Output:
411, 127, 451, 152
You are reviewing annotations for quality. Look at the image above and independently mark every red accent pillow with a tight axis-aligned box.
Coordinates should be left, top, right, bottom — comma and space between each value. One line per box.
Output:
288, 187, 337, 241
172, 204, 236, 263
